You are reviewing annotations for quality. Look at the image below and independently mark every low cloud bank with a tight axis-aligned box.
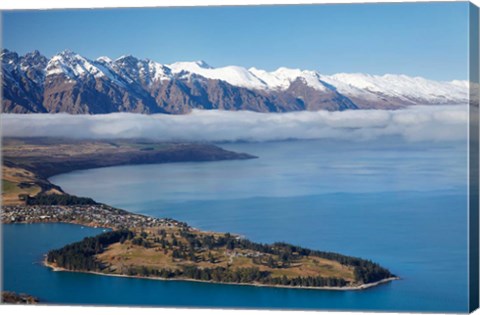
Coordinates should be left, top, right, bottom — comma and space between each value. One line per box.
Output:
1, 105, 468, 142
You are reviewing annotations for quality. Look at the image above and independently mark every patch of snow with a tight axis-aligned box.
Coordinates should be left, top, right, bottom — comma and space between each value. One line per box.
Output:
168, 61, 267, 90
147, 60, 172, 83
97, 56, 113, 63
250, 67, 327, 91
320, 73, 468, 104
46, 52, 105, 79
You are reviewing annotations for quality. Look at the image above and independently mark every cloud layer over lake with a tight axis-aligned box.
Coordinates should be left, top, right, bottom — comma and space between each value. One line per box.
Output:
2, 105, 468, 142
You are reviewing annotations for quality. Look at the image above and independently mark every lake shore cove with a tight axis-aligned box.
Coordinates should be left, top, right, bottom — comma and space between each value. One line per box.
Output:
2, 137, 397, 291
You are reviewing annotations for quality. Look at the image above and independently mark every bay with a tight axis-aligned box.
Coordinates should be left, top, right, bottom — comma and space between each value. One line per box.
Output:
3, 139, 469, 312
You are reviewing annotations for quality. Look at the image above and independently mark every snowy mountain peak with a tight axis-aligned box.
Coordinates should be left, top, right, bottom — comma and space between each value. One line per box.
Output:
194, 60, 212, 69
97, 56, 113, 64
55, 49, 85, 62
24, 50, 42, 59
47, 51, 108, 80
168, 61, 266, 89
1, 49, 19, 63
168, 60, 212, 72
114, 55, 142, 68
250, 66, 327, 91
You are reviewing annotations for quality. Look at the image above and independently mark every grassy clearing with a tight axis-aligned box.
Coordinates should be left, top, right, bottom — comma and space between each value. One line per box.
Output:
2, 179, 17, 193
2, 166, 42, 205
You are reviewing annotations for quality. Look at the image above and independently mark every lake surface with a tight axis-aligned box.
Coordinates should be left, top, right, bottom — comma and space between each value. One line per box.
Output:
4, 139, 469, 312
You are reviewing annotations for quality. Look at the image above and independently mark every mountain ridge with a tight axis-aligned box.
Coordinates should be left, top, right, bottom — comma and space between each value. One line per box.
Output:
1, 49, 468, 114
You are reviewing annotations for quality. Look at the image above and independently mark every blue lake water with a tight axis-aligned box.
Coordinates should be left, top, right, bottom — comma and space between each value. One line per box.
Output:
3, 139, 470, 312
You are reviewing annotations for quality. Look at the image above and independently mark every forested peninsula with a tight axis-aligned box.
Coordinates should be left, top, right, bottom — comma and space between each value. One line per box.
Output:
45, 227, 396, 290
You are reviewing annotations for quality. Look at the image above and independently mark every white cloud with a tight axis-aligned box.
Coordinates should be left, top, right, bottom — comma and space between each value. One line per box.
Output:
1, 105, 469, 142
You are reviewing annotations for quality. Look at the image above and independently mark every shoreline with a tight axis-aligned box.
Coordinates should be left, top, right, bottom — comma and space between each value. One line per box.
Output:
43, 259, 399, 291
4, 219, 113, 230
3, 138, 257, 179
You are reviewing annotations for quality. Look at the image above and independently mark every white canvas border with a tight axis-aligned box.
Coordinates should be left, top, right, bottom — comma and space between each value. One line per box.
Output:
0, 1, 478, 315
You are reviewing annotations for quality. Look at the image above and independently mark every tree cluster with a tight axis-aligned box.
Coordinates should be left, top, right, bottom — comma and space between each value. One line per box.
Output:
46, 230, 134, 271
122, 265, 348, 287
25, 193, 97, 206
176, 233, 394, 283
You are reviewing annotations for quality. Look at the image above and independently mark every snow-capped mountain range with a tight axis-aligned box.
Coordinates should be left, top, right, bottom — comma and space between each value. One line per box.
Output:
1, 49, 468, 114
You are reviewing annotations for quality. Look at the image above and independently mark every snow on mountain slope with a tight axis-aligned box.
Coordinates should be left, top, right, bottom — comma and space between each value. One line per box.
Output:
2, 49, 47, 85
147, 60, 172, 82
249, 67, 328, 91
111, 55, 172, 86
46, 50, 106, 78
320, 73, 468, 104
168, 61, 269, 90
45, 50, 136, 91
168, 61, 329, 92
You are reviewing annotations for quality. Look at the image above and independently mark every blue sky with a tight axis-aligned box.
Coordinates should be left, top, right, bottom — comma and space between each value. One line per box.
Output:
2, 2, 470, 80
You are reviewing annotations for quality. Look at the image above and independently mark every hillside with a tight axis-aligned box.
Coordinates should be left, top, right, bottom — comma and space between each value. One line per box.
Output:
1, 137, 255, 205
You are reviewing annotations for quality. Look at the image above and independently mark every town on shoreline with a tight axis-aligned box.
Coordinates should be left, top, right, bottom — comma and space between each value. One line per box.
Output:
2, 204, 188, 230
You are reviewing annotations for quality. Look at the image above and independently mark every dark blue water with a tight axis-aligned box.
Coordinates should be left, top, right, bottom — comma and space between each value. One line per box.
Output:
4, 139, 469, 312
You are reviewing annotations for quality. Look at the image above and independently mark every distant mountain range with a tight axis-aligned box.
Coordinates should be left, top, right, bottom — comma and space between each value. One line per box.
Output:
1, 49, 468, 114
